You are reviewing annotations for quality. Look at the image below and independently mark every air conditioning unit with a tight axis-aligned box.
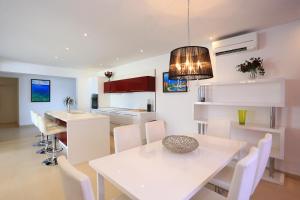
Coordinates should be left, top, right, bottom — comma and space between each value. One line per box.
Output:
212, 32, 257, 56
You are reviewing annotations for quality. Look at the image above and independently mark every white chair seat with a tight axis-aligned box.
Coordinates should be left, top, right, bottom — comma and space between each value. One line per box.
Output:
45, 126, 66, 136
191, 188, 226, 200
113, 194, 131, 200
210, 166, 234, 191
209, 134, 272, 195
46, 121, 59, 128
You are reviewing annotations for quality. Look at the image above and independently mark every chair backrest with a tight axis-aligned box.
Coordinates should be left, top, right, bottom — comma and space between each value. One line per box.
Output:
36, 115, 47, 134
145, 120, 166, 144
114, 124, 142, 153
227, 147, 258, 200
252, 134, 272, 193
30, 111, 36, 126
206, 119, 231, 138
57, 156, 95, 200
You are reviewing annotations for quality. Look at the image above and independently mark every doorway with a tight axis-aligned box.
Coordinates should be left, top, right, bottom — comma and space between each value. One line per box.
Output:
0, 77, 19, 127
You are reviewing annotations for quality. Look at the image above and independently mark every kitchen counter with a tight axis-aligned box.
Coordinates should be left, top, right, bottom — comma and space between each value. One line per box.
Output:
46, 110, 110, 164
92, 107, 156, 142
46, 110, 108, 122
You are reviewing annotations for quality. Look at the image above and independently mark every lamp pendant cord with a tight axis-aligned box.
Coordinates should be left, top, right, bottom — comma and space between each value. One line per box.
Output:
187, 0, 190, 45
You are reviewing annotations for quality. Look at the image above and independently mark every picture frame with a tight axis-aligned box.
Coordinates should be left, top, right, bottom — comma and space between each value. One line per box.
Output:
163, 72, 188, 93
31, 79, 51, 102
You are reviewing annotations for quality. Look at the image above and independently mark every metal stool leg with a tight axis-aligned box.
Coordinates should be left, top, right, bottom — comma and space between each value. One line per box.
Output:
32, 133, 48, 146
42, 135, 62, 166
36, 136, 52, 154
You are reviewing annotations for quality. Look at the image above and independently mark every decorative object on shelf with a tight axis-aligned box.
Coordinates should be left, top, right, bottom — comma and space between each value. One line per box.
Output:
104, 71, 113, 81
163, 72, 188, 93
168, 0, 213, 81
64, 96, 75, 112
236, 57, 265, 79
147, 99, 152, 112
162, 135, 199, 153
198, 86, 206, 102
238, 109, 247, 125
31, 79, 51, 102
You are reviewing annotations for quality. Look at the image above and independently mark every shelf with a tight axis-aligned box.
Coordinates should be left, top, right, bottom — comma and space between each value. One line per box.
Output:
194, 101, 285, 108
271, 147, 283, 159
195, 119, 208, 124
196, 77, 285, 86
262, 169, 285, 185
232, 122, 285, 134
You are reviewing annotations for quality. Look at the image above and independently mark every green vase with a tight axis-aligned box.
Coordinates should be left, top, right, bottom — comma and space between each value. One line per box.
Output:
238, 110, 247, 125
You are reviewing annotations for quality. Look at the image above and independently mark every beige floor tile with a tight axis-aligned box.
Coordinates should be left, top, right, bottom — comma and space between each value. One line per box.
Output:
0, 126, 299, 200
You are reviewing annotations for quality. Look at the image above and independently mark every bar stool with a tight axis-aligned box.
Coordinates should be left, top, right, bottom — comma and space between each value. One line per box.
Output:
34, 112, 55, 154
31, 111, 47, 147
37, 115, 66, 166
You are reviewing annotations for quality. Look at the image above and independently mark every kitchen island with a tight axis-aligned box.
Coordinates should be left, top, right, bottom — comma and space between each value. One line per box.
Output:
92, 107, 156, 143
46, 111, 110, 164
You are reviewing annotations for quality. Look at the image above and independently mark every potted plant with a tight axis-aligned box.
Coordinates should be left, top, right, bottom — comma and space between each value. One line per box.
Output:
64, 96, 75, 112
104, 71, 113, 81
236, 57, 265, 79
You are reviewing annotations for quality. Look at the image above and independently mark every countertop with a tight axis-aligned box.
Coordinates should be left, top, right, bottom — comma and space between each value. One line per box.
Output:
46, 111, 108, 122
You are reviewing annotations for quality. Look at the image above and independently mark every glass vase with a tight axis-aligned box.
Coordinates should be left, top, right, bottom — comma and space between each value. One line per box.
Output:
238, 110, 247, 125
249, 70, 257, 79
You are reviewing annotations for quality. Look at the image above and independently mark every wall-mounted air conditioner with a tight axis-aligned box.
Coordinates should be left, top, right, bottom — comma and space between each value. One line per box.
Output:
212, 32, 257, 56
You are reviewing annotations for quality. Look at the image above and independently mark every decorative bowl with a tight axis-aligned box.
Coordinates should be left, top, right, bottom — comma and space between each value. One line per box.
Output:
162, 135, 199, 153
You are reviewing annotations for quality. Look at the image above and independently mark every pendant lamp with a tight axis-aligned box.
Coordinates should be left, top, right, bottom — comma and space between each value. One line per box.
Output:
169, 0, 213, 80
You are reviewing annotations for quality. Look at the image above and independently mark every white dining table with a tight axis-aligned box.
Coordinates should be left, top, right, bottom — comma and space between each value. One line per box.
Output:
89, 134, 246, 200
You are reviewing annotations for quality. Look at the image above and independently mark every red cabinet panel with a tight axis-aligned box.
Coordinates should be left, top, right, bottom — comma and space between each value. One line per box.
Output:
104, 76, 155, 93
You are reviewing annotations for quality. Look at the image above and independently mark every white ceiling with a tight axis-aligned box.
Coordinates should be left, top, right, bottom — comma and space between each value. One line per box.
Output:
0, 0, 300, 69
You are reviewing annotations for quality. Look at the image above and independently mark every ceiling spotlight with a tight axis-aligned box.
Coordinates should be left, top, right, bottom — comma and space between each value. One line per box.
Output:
65, 47, 70, 51
209, 36, 214, 41
140, 49, 144, 53
83, 33, 88, 37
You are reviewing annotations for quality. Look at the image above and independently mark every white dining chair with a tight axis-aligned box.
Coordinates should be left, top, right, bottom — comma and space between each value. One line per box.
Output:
58, 156, 95, 200
206, 119, 231, 138
192, 147, 258, 200
209, 134, 272, 194
145, 120, 166, 144
58, 156, 131, 200
114, 124, 142, 153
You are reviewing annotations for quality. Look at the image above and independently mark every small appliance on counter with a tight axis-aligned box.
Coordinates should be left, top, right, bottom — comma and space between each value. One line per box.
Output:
91, 94, 98, 109
147, 99, 152, 112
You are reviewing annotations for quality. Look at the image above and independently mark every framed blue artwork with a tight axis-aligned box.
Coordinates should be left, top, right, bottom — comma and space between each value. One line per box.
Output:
163, 72, 188, 93
31, 79, 51, 102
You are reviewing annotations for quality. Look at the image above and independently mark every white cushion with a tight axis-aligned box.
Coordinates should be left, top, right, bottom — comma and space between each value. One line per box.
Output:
45, 126, 66, 136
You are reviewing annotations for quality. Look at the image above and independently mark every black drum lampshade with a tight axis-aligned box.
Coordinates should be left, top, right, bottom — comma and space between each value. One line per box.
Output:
169, 46, 213, 80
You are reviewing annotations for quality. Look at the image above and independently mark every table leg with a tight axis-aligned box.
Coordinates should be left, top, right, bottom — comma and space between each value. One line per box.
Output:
97, 174, 105, 200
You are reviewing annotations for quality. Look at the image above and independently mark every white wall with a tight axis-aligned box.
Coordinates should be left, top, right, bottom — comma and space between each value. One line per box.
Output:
0, 72, 76, 125
0, 59, 98, 112
99, 19, 300, 175
98, 69, 156, 110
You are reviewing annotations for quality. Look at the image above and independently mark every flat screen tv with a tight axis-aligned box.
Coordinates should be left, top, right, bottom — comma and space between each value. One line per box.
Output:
31, 79, 51, 102
163, 72, 188, 93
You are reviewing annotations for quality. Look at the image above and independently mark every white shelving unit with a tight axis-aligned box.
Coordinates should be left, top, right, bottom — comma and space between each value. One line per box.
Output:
194, 101, 284, 108
194, 78, 286, 185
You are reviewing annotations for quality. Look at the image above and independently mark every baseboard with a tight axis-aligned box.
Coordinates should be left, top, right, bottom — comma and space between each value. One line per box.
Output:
284, 171, 300, 180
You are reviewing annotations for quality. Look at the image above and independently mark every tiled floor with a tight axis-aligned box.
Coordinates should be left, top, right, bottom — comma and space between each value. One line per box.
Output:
0, 126, 299, 200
